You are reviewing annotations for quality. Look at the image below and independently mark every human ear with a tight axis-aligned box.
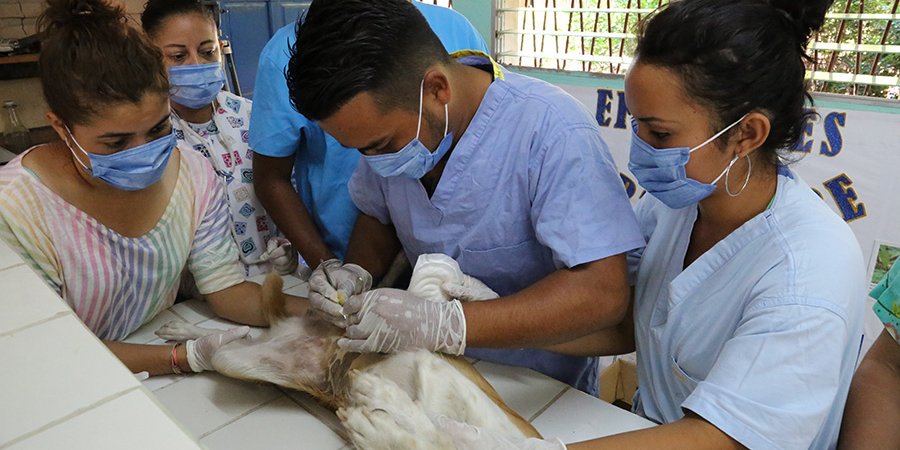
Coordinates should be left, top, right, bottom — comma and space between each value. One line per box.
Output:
733, 111, 770, 158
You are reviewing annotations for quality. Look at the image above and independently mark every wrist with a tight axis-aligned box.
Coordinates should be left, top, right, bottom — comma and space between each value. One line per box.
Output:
170, 343, 188, 375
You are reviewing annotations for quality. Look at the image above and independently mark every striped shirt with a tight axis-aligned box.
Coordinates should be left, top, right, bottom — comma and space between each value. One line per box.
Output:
0, 146, 245, 340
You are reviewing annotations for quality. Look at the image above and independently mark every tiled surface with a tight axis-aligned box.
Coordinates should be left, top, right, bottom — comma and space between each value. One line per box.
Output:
0, 264, 69, 335
200, 397, 345, 450
474, 359, 569, 421
532, 388, 655, 443
152, 372, 281, 439
0, 314, 141, 445
0, 238, 24, 270
7, 390, 199, 450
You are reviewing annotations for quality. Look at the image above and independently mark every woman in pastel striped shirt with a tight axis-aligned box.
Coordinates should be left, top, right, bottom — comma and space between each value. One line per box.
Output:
0, 0, 307, 376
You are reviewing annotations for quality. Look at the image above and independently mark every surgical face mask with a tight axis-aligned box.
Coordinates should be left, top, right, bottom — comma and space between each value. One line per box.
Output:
65, 125, 176, 191
168, 62, 226, 109
627, 114, 747, 209
363, 80, 453, 179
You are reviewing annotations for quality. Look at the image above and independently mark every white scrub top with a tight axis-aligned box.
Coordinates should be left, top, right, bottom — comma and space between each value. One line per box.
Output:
350, 59, 644, 394
629, 168, 865, 450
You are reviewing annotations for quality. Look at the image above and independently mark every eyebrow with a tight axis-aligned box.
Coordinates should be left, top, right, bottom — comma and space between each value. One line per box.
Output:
358, 136, 390, 153
97, 115, 170, 139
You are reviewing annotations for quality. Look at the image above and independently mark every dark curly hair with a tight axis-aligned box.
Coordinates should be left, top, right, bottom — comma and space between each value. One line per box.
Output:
38, 0, 169, 125
636, 0, 834, 165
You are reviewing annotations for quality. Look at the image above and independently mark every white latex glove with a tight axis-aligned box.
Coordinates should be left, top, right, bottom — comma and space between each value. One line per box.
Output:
133, 371, 150, 381
441, 273, 499, 302
339, 288, 466, 355
185, 326, 250, 372
308, 259, 372, 327
258, 237, 298, 275
433, 415, 567, 450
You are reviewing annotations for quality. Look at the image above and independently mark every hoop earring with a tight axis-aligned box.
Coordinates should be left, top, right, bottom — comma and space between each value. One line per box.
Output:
725, 154, 751, 197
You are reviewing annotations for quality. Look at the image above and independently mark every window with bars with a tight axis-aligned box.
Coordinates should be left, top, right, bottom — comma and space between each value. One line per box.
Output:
495, 0, 900, 99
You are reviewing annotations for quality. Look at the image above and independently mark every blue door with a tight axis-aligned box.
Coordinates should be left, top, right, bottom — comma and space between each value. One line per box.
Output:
219, 1, 272, 97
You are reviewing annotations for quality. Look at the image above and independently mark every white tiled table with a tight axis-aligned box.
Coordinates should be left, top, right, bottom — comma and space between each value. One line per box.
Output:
0, 239, 200, 449
1, 241, 655, 449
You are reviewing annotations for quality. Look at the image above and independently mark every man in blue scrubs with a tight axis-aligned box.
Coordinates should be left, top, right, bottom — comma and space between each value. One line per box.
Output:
289, 0, 644, 394
250, 2, 488, 266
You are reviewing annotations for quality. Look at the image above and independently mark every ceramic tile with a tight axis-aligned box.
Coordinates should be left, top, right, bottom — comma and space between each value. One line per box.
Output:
152, 371, 281, 438
282, 389, 346, 439
283, 282, 309, 298
474, 360, 569, 421
282, 274, 305, 290
0, 237, 25, 270
142, 372, 187, 393
200, 396, 345, 450
531, 388, 655, 443
0, 315, 139, 446
0, 265, 70, 335
7, 389, 201, 450
170, 298, 217, 325
121, 309, 185, 344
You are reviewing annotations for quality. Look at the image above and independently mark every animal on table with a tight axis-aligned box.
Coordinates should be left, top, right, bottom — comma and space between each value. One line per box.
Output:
156, 254, 541, 449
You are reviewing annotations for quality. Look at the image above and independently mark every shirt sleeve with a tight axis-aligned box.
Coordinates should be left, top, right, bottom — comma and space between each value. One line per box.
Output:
348, 158, 392, 225
247, 39, 310, 157
681, 300, 851, 450
187, 168, 245, 295
529, 125, 645, 268
626, 194, 657, 285
871, 260, 900, 343
0, 178, 63, 295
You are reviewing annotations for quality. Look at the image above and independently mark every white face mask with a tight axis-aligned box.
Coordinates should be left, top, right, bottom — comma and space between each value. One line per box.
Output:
363, 79, 453, 178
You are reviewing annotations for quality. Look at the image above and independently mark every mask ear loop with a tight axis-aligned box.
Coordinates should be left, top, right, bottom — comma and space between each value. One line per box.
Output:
725, 154, 752, 197
63, 124, 93, 174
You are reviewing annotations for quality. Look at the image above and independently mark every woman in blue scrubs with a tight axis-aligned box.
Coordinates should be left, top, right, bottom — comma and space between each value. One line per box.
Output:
376, 0, 867, 448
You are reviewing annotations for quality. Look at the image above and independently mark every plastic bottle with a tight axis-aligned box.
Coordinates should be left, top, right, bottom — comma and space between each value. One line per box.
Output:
2, 100, 30, 153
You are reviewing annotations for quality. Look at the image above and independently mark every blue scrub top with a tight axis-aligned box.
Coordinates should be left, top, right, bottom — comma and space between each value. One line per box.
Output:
629, 169, 866, 449
248, 3, 489, 258
350, 59, 645, 394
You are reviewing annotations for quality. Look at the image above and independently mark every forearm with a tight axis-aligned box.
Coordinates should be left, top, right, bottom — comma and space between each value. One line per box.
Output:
206, 281, 308, 326
254, 155, 335, 264
544, 299, 635, 357
104, 340, 189, 376
345, 213, 401, 281
839, 330, 900, 449
567, 414, 744, 450
464, 255, 630, 348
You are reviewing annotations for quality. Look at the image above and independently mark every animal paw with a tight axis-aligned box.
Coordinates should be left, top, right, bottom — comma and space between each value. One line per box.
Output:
341, 371, 453, 450
154, 320, 219, 341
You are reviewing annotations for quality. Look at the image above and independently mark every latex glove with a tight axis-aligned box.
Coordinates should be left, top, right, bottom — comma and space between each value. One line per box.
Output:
133, 371, 150, 381
441, 273, 499, 302
258, 237, 298, 275
185, 326, 250, 372
433, 415, 567, 450
340, 288, 466, 355
308, 259, 372, 327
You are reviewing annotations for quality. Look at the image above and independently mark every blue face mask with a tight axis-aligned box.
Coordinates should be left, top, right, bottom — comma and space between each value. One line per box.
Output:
168, 62, 226, 109
364, 80, 453, 179
65, 126, 176, 191
627, 114, 747, 209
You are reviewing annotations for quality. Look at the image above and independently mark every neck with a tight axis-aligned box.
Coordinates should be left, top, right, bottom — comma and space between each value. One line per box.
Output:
696, 157, 777, 232
172, 101, 214, 124
420, 63, 493, 191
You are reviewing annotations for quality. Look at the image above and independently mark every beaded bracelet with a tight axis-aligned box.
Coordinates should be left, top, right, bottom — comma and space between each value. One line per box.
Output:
170, 342, 185, 375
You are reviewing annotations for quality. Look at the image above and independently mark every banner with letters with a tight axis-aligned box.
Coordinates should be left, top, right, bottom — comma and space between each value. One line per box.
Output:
558, 84, 900, 346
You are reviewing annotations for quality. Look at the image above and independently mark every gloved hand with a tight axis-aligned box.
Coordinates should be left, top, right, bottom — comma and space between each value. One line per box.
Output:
433, 415, 567, 450
185, 326, 250, 372
339, 288, 466, 355
258, 237, 298, 275
441, 273, 499, 302
308, 259, 372, 327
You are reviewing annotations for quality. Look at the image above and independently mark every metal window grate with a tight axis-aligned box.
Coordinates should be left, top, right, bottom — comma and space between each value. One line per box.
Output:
495, 0, 900, 99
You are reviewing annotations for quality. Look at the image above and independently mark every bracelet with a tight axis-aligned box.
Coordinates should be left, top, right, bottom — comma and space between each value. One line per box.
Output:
170, 343, 185, 375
